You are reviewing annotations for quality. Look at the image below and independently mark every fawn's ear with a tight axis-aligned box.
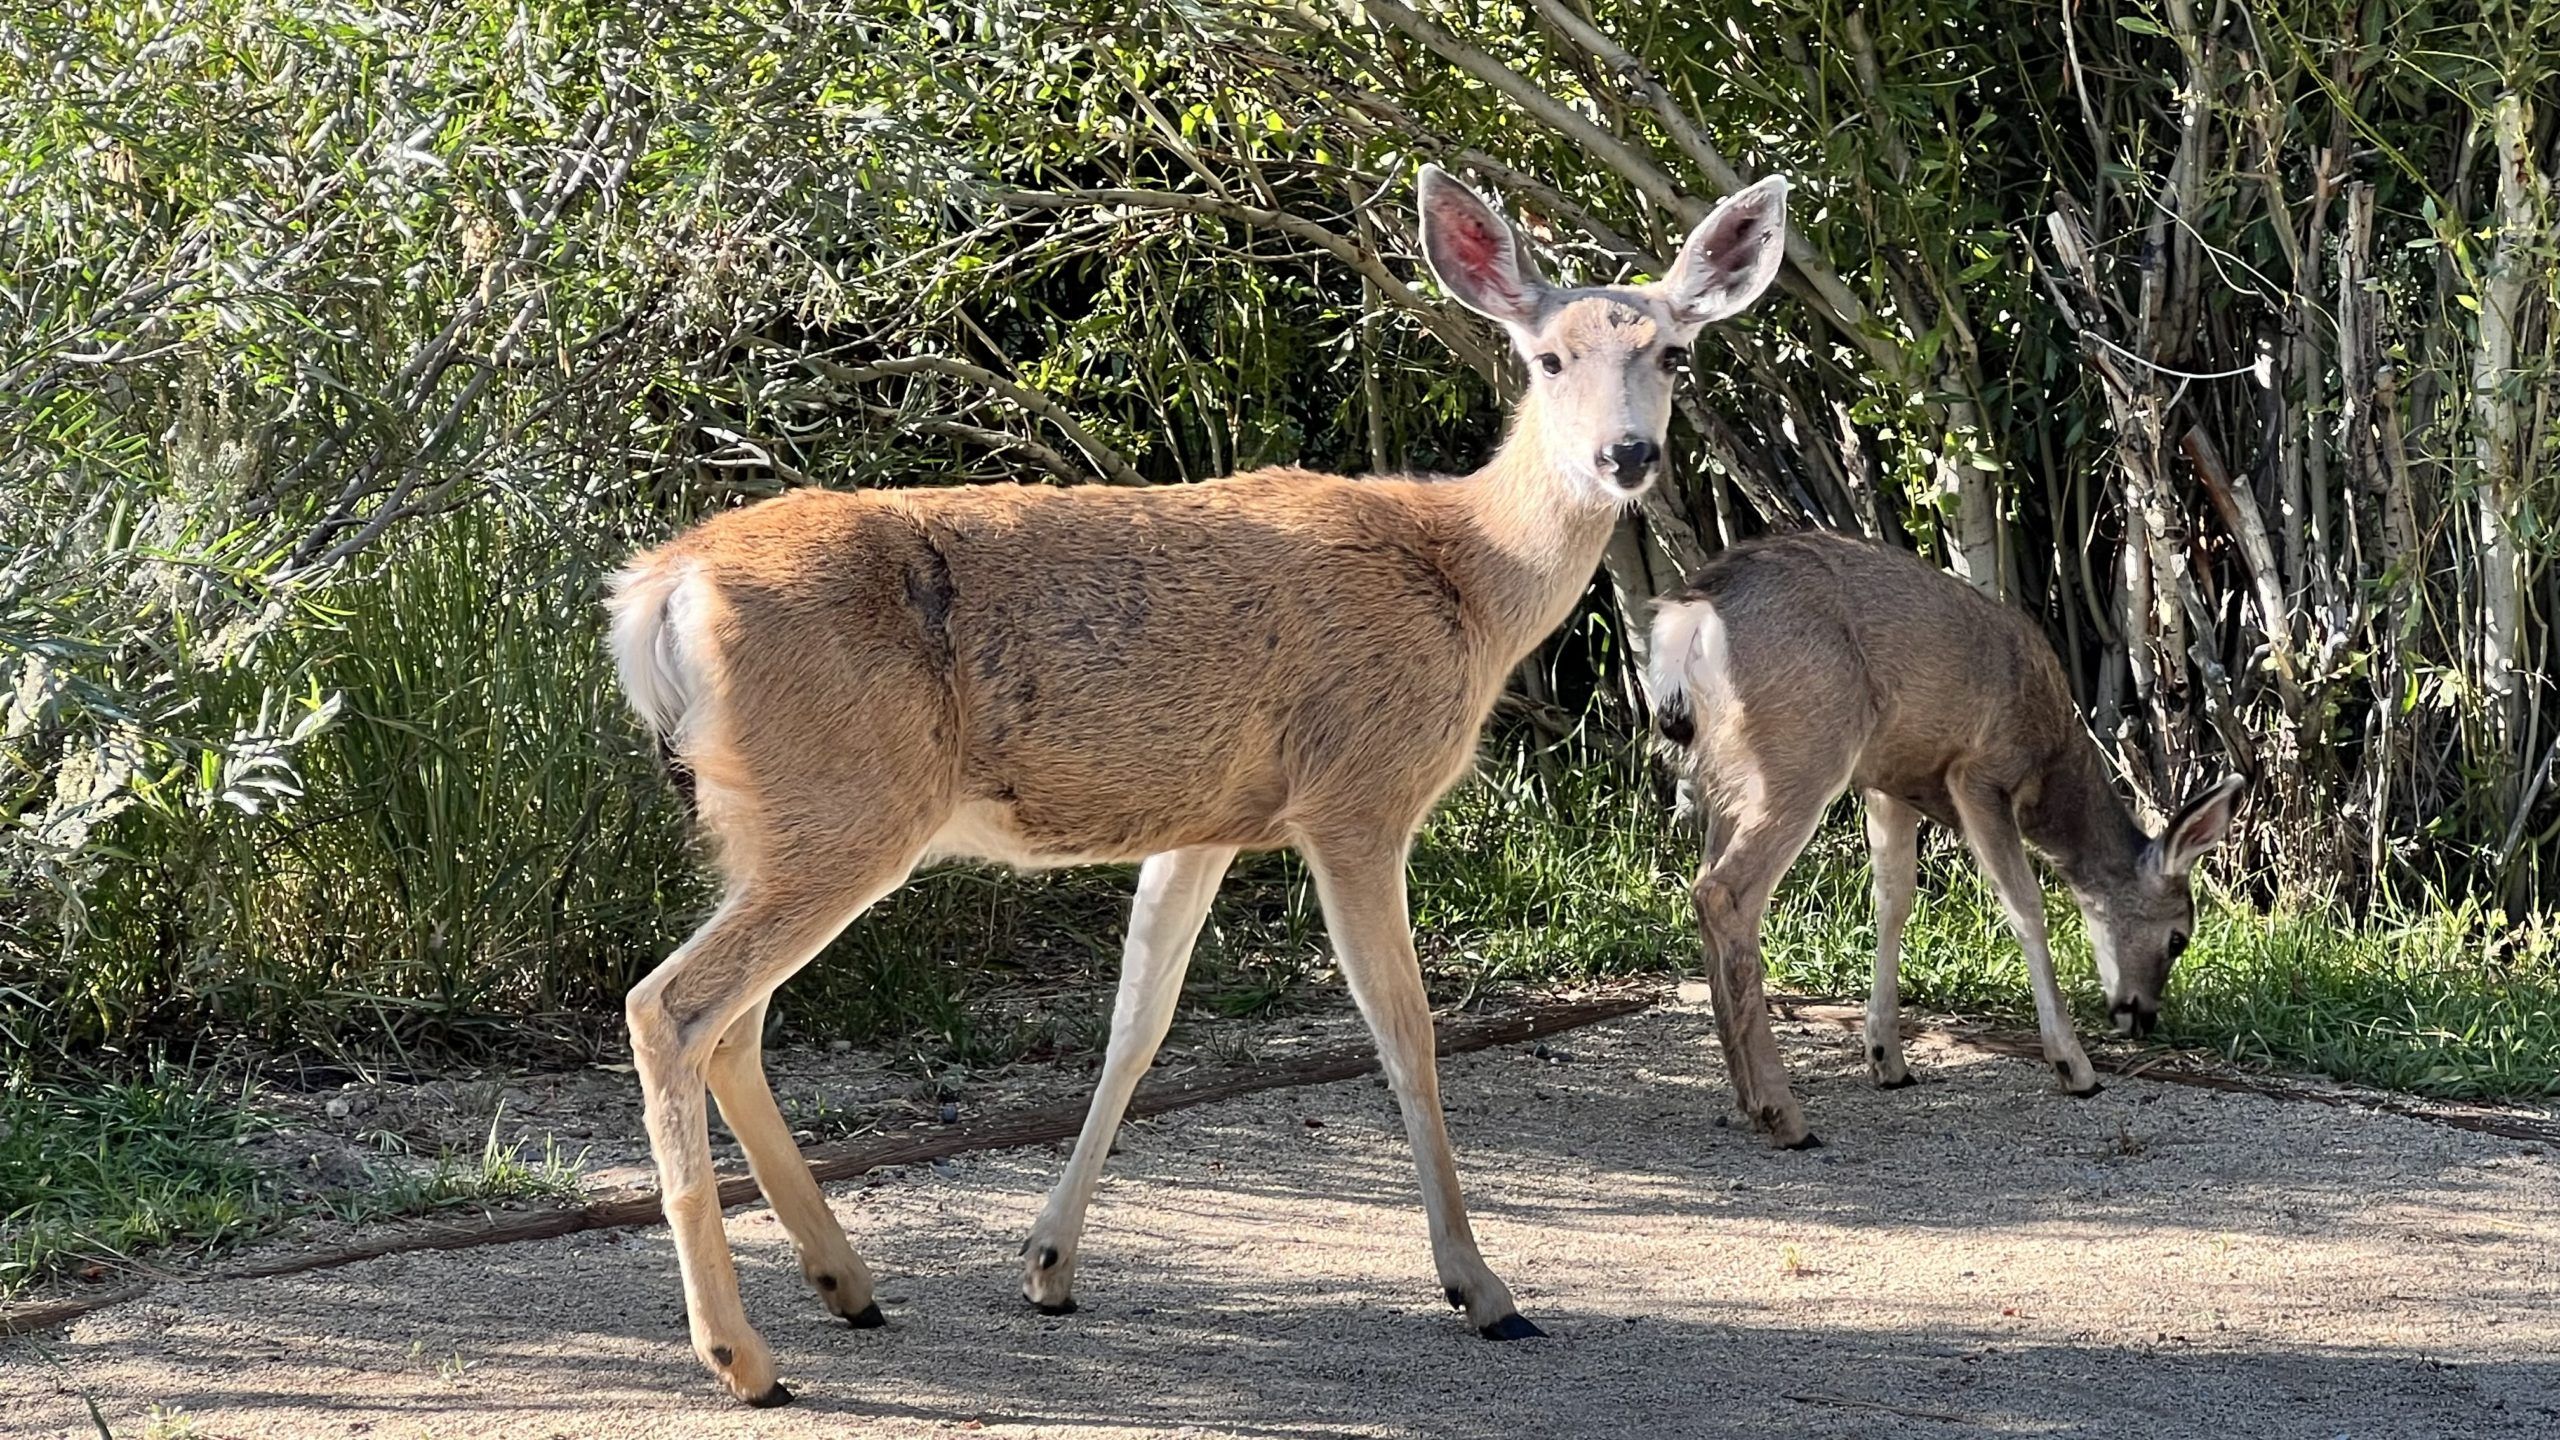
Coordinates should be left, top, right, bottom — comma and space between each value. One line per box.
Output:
2158, 773, 2246, 876
1418, 164, 1547, 328
1662, 175, 1790, 328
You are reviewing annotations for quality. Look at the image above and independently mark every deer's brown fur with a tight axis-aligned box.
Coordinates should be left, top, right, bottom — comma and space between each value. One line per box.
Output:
1649, 531, 2242, 1146
608, 166, 1789, 1404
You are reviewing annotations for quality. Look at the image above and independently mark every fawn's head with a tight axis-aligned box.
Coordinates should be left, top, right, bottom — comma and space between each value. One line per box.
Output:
1418, 166, 1787, 507
2080, 774, 2246, 1036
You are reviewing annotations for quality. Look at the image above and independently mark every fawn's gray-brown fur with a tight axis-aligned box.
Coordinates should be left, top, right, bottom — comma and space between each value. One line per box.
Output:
1649, 531, 2242, 1147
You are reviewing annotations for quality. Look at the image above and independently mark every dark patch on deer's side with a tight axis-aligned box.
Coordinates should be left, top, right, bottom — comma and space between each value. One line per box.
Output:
905, 534, 955, 668
710, 1345, 733, 1367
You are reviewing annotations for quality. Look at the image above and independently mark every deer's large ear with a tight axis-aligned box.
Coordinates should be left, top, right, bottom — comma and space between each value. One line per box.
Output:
2157, 773, 2246, 876
1418, 164, 1546, 328
1662, 175, 1789, 328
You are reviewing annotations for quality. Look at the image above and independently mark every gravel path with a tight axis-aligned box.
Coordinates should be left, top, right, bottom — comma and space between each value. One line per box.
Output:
6, 1003, 2554, 1439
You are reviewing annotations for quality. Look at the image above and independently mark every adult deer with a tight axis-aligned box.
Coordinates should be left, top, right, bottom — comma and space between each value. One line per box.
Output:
607, 166, 1789, 1403
1648, 531, 2243, 1148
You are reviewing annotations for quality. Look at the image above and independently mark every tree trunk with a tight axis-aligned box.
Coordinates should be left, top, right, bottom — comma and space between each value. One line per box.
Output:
2473, 89, 2543, 795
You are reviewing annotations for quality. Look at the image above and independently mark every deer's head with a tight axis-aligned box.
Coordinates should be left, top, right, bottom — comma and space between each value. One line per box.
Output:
1418, 166, 1787, 508
2081, 774, 2246, 1036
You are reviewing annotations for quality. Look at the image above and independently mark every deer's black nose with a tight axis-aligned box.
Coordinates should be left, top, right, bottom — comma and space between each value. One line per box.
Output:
2111, 1000, 2159, 1038
1602, 438, 1660, 479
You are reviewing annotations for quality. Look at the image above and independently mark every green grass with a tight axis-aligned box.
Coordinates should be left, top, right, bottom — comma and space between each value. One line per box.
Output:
0, 1068, 588, 1299
0, 1064, 274, 1294
316, 1114, 585, 1227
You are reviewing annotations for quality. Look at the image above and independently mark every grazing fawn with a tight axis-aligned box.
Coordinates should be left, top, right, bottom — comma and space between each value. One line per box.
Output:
1648, 531, 2242, 1147
607, 165, 1789, 1403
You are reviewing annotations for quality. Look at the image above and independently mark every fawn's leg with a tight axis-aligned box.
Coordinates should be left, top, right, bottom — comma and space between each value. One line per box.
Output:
705, 997, 882, 1327
1949, 776, 2100, 1095
1862, 792, 1921, 1088
1302, 833, 1538, 1340
1020, 845, 1237, 1313
1693, 805, 1829, 1149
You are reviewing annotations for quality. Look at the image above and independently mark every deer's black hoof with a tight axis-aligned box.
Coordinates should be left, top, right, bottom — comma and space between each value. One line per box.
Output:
1877, 1073, 1918, 1090
1783, 1131, 1825, 1150
847, 1302, 886, 1329
1478, 1313, 1547, 1341
1029, 1295, 1078, 1316
747, 1382, 795, 1409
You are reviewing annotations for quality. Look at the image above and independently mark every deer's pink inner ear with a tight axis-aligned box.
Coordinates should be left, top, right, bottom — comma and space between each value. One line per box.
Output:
1444, 214, 1505, 274
1440, 214, 1520, 304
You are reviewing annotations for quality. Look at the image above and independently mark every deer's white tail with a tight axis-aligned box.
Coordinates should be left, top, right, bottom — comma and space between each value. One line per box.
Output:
1647, 596, 1734, 747
607, 556, 712, 747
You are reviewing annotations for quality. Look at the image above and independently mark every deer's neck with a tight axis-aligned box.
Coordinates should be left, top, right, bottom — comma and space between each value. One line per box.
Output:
2023, 735, 2150, 893
1443, 393, 1622, 659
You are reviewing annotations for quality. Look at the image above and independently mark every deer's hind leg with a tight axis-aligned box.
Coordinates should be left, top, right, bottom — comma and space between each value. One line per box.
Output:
1862, 792, 1921, 1088
628, 804, 939, 1406
1692, 803, 1832, 1148
707, 996, 882, 1326
1690, 731, 1857, 1148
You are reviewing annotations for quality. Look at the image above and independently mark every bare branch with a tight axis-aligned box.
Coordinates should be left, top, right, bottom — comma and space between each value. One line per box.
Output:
985, 185, 1505, 382
825, 354, 1149, 488
896, 412, 1090, 488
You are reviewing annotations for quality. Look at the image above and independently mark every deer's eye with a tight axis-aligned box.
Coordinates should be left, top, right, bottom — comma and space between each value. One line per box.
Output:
1658, 348, 1688, 374
1536, 352, 1564, 375
2165, 931, 2190, 960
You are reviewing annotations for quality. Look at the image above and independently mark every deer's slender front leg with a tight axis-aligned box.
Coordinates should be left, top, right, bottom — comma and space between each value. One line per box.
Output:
1021, 845, 1237, 1313
1302, 833, 1538, 1340
1862, 792, 1921, 1088
1950, 778, 2100, 1095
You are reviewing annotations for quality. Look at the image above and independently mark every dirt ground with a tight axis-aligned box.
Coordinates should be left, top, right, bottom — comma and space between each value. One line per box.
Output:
6, 1001, 2555, 1440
